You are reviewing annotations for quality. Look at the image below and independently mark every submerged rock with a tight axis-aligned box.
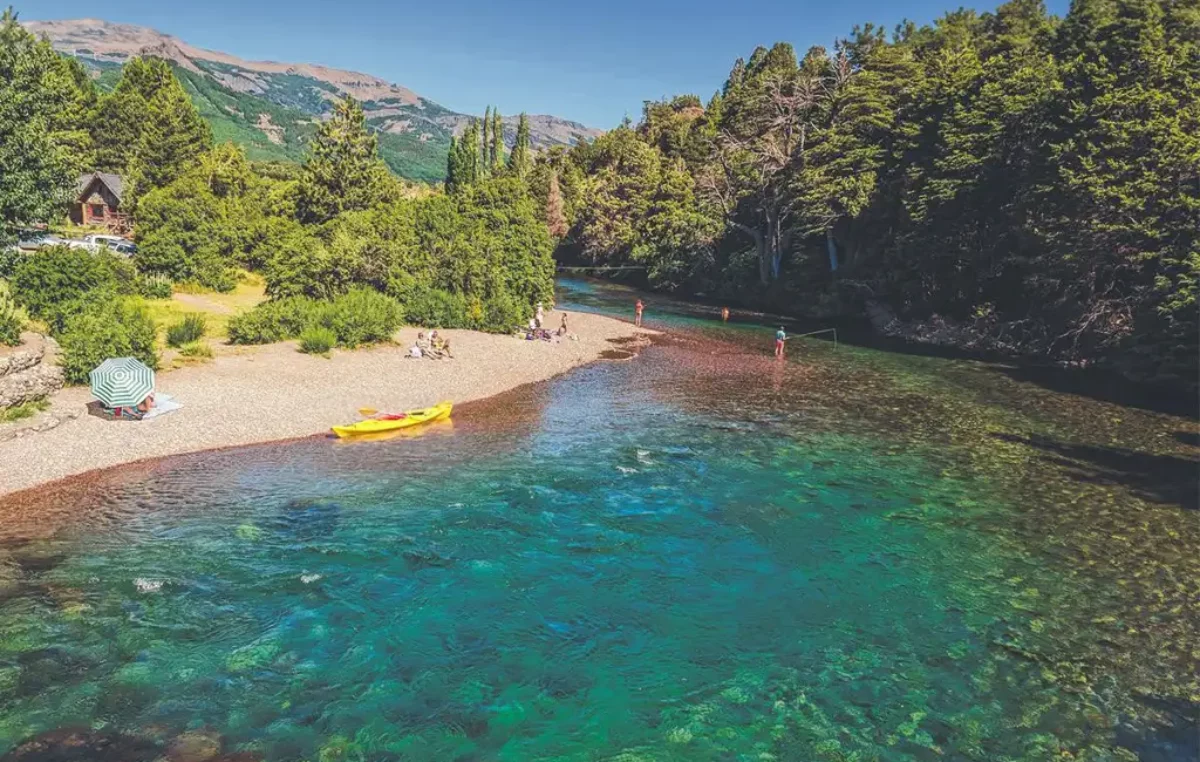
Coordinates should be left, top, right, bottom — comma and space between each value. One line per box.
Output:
165, 728, 223, 762
0, 727, 159, 762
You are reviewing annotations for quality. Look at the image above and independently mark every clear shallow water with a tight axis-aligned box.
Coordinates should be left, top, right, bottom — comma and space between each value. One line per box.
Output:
0, 280, 1196, 761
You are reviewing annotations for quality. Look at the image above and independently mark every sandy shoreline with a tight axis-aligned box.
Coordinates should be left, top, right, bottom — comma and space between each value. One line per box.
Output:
1, 310, 646, 500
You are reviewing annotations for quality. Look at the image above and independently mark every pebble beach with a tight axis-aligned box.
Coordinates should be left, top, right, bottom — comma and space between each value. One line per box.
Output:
0, 310, 646, 500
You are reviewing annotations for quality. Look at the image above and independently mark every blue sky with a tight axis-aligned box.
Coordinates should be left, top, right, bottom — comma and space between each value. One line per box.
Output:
28, 0, 1070, 128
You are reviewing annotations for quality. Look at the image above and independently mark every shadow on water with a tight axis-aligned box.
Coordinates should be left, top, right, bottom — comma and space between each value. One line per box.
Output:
990, 432, 1199, 511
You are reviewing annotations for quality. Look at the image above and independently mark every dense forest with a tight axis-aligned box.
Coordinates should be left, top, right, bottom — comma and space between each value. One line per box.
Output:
1, 1, 1196, 391
538, 0, 1198, 391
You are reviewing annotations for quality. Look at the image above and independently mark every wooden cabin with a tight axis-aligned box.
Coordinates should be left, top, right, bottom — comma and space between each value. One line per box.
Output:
71, 172, 129, 233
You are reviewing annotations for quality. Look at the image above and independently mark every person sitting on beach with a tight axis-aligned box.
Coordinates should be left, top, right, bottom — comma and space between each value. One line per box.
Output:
558, 313, 568, 336
417, 331, 431, 353
137, 393, 156, 414
408, 343, 423, 359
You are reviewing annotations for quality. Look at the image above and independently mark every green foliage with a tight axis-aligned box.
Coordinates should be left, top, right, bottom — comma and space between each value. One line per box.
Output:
298, 325, 336, 355
227, 296, 322, 344
228, 290, 402, 349
296, 97, 392, 224
0, 397, 49, 423
137, 273, 174, 299
136, 143, 288, 292
446, 119, 483, 193
0, 9, 91, 243
403, 288, 470, 328
95, 57, 213, 203
10, 246, 136, 322
166, 313, 207, 347
0, 291, 22, 346
58, 297, 159, 384
319, 288, 403, 347
178, 341, 213, 359
507, 113, 533, 180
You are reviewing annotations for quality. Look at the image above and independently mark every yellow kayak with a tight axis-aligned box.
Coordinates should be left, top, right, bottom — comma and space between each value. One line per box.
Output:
332, 401, 452, 438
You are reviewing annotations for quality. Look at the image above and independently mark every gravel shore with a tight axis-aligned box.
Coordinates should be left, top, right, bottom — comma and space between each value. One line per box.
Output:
1, 311, 645, 499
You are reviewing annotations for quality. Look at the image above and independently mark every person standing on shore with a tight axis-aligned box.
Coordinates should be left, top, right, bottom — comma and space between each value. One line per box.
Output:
635, 299, 644, 327
775, 326, 788, 359
535, 302, 545, 328
721, 307, 730, 322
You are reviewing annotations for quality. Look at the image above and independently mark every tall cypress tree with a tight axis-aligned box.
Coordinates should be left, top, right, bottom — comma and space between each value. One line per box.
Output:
491, 109, 505, 172
507, 113, 533, 180
482, 106, 492, 174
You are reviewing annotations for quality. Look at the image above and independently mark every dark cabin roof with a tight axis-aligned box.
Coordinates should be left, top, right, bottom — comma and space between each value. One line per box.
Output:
76, 172, 124, 202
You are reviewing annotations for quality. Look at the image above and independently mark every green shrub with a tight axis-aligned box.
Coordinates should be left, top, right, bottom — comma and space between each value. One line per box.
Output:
480, 291, 529, 334
58, 298, 159, 384
403, 288, 469, 328
10, 246, 135, 321
227, 297, 322, 344
319, 288, 403, 347
178, 341, 213, 359
0, 247, 20, 279
166, 313, 207, 347
0, 292, 22, 346
0, 398, 49, 423
298, 325, 336, 355
137, 273, 174, 299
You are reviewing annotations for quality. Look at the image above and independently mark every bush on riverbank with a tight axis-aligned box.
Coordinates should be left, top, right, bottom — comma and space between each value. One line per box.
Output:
228, 289, 402, 349
59, 298, 159, 383
0, 293, 22, 346
166, 314, 207, 347
298, 326, 336, 355
9, 247, 137, 323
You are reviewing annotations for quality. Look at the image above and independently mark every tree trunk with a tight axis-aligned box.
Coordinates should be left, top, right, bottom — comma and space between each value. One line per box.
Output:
826, 229, 839, 273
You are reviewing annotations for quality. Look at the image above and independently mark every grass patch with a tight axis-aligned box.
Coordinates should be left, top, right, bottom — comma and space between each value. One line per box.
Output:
1, 398, 50, 423
145, 270, 267, 342
179, 341, 214, 359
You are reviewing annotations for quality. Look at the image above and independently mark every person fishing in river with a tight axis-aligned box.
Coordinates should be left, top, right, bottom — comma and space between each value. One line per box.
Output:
775, 326, 788, 359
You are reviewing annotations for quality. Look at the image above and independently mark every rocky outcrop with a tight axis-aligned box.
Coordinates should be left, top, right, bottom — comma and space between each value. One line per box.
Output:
0, 333, 64, 410
0, 332, 50, 378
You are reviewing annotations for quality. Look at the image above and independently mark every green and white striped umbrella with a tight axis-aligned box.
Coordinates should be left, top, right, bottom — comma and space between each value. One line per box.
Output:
89, 357, 155, 409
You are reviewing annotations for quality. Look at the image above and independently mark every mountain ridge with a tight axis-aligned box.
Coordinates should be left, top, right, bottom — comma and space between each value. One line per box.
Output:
24, 18, 602, 182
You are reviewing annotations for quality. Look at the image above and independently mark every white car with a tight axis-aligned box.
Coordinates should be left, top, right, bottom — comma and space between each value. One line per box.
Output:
83, 234, 137, 257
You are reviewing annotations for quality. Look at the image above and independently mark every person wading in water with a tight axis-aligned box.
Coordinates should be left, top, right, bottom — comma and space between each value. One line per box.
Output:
721, 307, 730, 322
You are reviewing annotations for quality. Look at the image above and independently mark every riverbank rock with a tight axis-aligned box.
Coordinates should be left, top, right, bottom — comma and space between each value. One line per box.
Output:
0, 333, 64, 410
0, 332, 50, 378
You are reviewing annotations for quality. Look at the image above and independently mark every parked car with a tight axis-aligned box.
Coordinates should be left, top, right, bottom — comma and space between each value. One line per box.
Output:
15, 232, 65, 251
82, 233, 137, 257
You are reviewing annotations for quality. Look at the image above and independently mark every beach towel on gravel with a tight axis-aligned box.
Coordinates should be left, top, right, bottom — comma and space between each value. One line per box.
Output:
142, 393, 182, 420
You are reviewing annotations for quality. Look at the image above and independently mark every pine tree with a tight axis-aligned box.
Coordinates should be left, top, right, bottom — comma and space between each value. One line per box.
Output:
296, 96, 391, 224
491, 108, 505, 172
507, 113, 533, 180
545, 170, 568, 238
125, 68, 213, 204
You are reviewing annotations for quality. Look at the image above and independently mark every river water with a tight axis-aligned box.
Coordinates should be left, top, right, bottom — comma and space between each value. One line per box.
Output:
0, 278, 1196, 761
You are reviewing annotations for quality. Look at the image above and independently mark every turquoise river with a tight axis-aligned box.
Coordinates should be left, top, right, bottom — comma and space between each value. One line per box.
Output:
0, 279, 1196, 761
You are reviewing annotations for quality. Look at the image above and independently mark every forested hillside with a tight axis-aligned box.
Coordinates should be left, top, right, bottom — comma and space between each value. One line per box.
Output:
25, 18, 602, 184
537, 0, 1198, 390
